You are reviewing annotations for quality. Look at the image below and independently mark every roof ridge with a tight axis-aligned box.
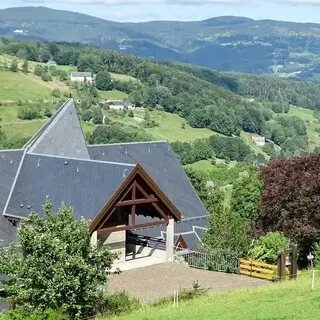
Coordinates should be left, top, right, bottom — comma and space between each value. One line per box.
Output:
27, 152, 137, 167
23, 99, 72, 150
2, 149, 27, 216
87, 140, 168, 147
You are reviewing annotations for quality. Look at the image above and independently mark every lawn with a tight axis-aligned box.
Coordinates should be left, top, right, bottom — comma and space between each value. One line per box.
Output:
107, 109, 213, 142
107, 271, 320, 320
99, 90, 128, 100
109, 72, 137, 82
1, 120, 46, 138
186, 160, 215, 172
0, 71, 54, 101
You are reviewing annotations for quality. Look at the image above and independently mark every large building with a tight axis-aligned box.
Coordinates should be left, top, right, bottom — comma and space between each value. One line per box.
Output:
0, 99, 208, 268
70, 72, 93, 84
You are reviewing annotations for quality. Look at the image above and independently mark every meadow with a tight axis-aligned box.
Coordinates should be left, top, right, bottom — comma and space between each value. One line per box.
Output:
107, 271, 320, 320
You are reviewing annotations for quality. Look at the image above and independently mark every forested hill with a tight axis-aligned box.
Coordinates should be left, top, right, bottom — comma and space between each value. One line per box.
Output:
2, 6, 320, 79
1, 38, 320, 162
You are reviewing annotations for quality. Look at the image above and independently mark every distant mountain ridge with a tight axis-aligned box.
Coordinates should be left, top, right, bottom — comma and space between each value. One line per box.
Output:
2, 6, 320, 79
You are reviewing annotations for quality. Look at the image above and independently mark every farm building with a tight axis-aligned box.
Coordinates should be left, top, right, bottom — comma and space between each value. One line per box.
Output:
252, 136, 266, 146
108, 100, 136, 110
70, 71, 93, 84
0, 99, 208, 272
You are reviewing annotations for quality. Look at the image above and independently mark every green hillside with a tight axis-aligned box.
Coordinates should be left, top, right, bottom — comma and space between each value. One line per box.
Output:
2, 7, 320, 77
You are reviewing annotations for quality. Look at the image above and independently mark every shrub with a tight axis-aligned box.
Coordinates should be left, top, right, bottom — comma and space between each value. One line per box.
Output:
51, 89, 61, 98
0, 308, 66, 319
81, 109, 93, 122
17, 105, 42, 120
34, 65, 43, 76
92, 107, 103, 125
96, 292, 140, 317
315, 243, 320, 269
41, 73, 52, 82
128, 110, 134, 118
248, 232, 290, 264
9, 59, 18, 72
44, 107, 53, 118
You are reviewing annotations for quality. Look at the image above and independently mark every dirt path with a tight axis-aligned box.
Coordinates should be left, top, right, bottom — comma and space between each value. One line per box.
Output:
108, 262, 267, 302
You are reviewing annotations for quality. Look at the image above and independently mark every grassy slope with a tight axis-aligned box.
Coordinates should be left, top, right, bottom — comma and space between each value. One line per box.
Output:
107, 272, 320, 320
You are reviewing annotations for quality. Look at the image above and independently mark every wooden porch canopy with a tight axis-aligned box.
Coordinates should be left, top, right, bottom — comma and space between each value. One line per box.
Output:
90, 164, 181, 235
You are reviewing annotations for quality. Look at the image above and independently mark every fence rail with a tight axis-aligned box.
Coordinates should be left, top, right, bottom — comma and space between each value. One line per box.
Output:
175, 250, 238, 273
239, 258, 277, 281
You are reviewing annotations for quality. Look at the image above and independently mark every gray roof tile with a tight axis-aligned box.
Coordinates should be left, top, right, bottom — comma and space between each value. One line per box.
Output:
5, 154, 135, 220
26, 100, 90, 159
0, 150, 24, 248
87, 142, 208, 221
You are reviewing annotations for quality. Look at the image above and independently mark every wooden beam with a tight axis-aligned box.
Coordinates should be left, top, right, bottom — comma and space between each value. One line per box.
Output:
98, 219, 168, 234
132, 181, 136, 225
135, 182, 168, 220
116, 198, 159, 207
97, 207, 116, 231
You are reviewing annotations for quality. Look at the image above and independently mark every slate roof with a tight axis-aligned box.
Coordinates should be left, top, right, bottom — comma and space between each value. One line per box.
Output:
5, 154, 135, 220
71, 72, 92, 78
87, 142, 208, 220
0, 98, 208, 252
25, 100, 90, 159
0, 150, 24, 248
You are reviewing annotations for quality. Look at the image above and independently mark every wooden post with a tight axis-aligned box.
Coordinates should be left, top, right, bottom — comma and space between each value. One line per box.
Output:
277, 250, 286, 281
289, 245, 298, 280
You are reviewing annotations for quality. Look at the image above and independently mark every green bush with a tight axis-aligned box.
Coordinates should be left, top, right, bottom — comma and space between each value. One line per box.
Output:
128, 110, 134, 117
17, 105, 42, 120
248, 232, 290, 264
96, 292, 140, 317
51, 89, 61, 98
81, 109, 93, 122
41, 73, 52, 82
34, 65, 43, 76
314, 243, 320, 269
44, 107, 53, 118
0, 309, 66, 320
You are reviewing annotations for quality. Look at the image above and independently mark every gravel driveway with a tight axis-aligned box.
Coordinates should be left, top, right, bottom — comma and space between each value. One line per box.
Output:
108, 262, 267, 302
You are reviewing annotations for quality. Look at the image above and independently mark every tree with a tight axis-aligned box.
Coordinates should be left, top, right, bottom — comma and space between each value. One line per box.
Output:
144, 108, 151, 121
230, 169, 262, 221
10, 59, 18, 72
95, 71, 113, 91
41, 72, 52, 82
128, 110, 134, 118
92, 107, 103, 125
17, 105, 42, 120
34, 64, 43, 76
22, 60, 29, 74
203, 188, 251, 255
0, 201, 116, 318
257, 154, 320, 253
81, 109, 93, 122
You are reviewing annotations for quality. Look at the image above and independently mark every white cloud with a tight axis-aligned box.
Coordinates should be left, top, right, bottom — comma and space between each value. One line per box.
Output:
270, 0, 320, 5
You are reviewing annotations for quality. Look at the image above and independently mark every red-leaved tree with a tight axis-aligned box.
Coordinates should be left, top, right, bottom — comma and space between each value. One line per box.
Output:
257, 154, 320, 252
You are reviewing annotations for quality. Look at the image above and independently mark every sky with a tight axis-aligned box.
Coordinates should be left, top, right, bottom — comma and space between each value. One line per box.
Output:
1, 0, 320, 23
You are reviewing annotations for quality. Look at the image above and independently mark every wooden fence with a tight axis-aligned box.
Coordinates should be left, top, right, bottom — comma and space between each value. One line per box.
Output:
239, 258, 277, 281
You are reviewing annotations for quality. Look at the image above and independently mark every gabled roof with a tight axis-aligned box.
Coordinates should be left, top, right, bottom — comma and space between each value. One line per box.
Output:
4, 153, 135, 220
87, 142, 208, 221
25, 99, 90, 159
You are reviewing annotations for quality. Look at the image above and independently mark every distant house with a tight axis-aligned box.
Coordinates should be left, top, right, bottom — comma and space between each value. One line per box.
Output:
13, 29, 24, 34
70, 72, 93, 84
252, 136, 266, 146
108, 100, 137, 110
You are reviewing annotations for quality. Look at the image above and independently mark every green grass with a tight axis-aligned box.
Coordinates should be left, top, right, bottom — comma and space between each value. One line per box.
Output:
0, 71, 54, 101
107, 109, 213, 142
286, 106, 320, 150
109, 72, 137, 82
2, 120, 46, 138
186, 160, 215, 172
107, 272, 320, 320
99, 90, 128, 100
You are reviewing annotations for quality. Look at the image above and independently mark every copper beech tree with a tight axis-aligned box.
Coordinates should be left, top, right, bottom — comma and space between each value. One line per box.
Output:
257, 154, 320, 251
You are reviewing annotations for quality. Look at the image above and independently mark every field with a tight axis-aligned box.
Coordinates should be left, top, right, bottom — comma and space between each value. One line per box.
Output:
99, 90, 128, 100
107, 271, 320, 320
107, 109, 214, 142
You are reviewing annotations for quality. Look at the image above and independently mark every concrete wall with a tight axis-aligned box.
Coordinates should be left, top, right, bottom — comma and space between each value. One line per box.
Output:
99, 227, 126, 262
126, 243, 166, 261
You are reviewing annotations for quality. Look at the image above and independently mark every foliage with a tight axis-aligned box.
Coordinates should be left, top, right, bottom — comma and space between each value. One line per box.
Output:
184, 167, 208, 203
257, 154, 320, 253
44, 107, 53, 118
41, 73, 52, 82
128, 110, 134, 117
17, 104, 42, 120
92, 107, 103, 125
0, 201, 116, 319
88, 123, 151, 144
22, 60, 29, 74
34, 65, 43, 76
248, 232, 290, 264
314, 242, 320, 270
51, 89, 61, 98
96, 292, 140, 317
203, 188, 251, 255
9, 59, 18, 72
209, 135, 251, 162
230, 169, 262, 220
95, 71, 113, 91
81, 109, 93, 122
0, 309, 66, 320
